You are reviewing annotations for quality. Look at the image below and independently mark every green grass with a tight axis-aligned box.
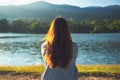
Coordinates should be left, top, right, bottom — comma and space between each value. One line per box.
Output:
0, 65, 120, 75
77, 64, 120, 75
0, 65, 45, 74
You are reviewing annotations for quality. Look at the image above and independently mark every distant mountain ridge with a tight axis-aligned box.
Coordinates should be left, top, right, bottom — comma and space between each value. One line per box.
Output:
0, 1, 120, 20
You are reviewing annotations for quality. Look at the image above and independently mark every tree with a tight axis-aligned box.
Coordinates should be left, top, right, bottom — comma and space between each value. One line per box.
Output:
11, 20, 28, 33
0, 19, 10, 32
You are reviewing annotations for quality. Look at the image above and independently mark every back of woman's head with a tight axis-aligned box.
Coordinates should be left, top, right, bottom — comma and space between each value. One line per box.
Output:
45, 17, 73, 69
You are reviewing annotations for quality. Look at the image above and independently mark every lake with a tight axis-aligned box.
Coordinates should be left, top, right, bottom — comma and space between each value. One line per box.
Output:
0, 33, 120, 66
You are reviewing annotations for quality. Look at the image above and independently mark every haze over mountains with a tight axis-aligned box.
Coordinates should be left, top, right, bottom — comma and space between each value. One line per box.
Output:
0, 1, 120, 20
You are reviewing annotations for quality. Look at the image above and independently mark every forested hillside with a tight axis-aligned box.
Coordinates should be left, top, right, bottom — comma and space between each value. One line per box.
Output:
0, 19, 120, 33
0, 1, 120, 20
0, 1, 120, 33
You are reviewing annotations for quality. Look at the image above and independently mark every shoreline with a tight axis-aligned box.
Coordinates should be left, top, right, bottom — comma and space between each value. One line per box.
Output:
0, 65, 120, 80
0, 71, 119, 80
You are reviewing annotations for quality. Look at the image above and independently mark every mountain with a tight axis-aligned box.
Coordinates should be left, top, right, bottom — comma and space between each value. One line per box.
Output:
0, 1, 120, 20
20, 1, 80, 11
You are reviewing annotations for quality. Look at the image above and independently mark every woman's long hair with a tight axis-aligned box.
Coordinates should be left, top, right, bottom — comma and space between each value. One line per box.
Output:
45, 17, 73, 69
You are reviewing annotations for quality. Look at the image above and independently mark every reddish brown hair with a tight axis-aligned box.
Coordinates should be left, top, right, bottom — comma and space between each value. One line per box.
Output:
45, 17, 73, 69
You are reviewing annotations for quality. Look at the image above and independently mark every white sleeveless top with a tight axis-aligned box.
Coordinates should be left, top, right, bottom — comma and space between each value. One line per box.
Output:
41, 42, 78, 80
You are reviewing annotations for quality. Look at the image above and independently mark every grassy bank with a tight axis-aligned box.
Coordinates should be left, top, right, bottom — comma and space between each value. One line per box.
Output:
0, 65, 120, 80
0, 65, 120, 75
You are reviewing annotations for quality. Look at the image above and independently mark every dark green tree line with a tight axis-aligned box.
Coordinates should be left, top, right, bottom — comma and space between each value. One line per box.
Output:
0, 18, 120, 33
0, 19, 11, 32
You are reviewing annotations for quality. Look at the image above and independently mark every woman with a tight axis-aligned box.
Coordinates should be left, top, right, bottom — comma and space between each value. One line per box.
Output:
41, 17, 78, 80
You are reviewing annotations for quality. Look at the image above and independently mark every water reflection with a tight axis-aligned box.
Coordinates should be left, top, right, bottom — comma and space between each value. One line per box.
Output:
77, 41, 120, 64
0, 33, 120, 66
0, 34, 44, 65
0, 41, 43, 65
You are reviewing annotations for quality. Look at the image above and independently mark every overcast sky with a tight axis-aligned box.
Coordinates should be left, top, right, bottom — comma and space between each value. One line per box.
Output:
0, 0, 120, 7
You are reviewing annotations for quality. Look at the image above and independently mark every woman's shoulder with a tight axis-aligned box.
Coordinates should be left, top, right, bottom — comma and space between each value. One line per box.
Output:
41, 42, 48, 56
72, 42, 78, 57
41, 42, 47, 48
72, 42, 78, 48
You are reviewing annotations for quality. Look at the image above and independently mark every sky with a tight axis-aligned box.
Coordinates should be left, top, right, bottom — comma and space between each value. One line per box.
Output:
0, 0, 120, 7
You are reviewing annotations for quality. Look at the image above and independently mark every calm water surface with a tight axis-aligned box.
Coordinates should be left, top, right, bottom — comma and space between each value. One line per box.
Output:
0, 33, 120, 66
